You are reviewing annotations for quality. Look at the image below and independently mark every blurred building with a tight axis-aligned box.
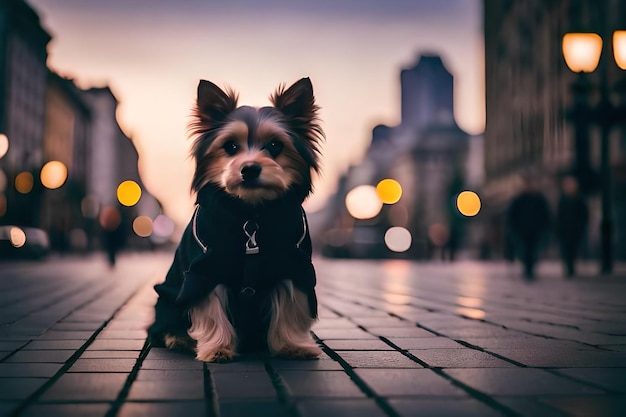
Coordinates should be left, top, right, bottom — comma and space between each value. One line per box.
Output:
321, 54, 471, 259
482, 0, 626, 259
41, 72, 92, 251
0, 0, 50, 227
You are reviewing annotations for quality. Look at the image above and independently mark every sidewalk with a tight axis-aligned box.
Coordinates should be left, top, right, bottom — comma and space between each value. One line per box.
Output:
1, 254, 625, 416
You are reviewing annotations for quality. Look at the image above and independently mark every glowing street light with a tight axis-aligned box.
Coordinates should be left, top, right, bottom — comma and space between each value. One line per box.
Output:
9, 227, 26, 248
0, 134, 8, 159
376, 179, 402, 204
15, 172, 34, 194
384, 227, 412, 252
562, 33, 602, 73
40, 161, 68, 189
456, 191, 481, 217
117, 180, 142, 207
133, 215, 153, 237
345, 185, 383, 220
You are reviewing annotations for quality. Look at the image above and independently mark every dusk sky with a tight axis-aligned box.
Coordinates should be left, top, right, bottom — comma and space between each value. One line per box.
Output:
28, 0, 484, 227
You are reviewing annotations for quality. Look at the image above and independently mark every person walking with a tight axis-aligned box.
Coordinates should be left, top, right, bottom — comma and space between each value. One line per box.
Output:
505, 175, 552, 280
556, 176, 588, 277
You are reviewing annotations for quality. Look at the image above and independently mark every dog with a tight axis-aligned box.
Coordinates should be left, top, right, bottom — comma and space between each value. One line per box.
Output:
147, 77, 324, 362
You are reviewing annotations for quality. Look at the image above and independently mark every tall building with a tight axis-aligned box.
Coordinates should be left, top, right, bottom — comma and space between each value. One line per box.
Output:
482, 0, 626, 259
321, 53, 470, 259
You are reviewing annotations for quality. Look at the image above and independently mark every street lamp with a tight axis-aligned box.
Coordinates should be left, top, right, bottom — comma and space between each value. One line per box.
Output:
562, 31, 626, 275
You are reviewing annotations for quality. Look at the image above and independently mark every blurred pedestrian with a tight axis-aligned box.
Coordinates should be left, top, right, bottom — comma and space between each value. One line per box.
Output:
556, 176, 588, 277
505, 175, 551, 279
99, 205, 125, 267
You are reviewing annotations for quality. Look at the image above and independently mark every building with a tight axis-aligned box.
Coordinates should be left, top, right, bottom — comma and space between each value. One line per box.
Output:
321, 53, 471, 259
0, 0, 50, 227
482, 0, 626, 259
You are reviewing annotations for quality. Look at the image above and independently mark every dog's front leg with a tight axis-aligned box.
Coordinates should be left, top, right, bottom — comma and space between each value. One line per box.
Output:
268, 280, 321, 359
188, 285, 238, 362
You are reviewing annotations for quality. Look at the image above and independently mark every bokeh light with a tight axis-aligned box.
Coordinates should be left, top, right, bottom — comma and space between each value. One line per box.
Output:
99, 206, 121, 231
151, 214, 175, 243
117, 180, 142, 207
456, 190, 481, 217
384, 227, 412, 252
376, 179, 402, 204
428, 223, 449, 247
0, 134, 8, 159
133, 215, 153, 237
0, 169, 7, 192
345, 185, 383, 220
9, 227, 26, 248
0, 194, 6, 217
15, 172, 34, 194
40, 161, 68, 189
81, 195, 100, 218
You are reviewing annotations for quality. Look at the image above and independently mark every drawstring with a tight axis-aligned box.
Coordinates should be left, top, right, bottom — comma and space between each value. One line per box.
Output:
241, 220, 260, 295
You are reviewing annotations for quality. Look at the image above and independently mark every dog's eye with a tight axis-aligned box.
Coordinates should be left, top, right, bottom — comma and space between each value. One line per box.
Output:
263, 140, 283, 158
223, 141, 240, 156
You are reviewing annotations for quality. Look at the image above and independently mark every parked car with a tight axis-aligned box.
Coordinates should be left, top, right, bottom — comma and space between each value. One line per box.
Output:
0, 226, 50, 260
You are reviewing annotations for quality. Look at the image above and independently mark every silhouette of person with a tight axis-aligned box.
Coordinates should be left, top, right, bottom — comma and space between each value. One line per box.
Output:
99, 205, 125, 267
556, 176, 588, 277
505, 175, 551, 279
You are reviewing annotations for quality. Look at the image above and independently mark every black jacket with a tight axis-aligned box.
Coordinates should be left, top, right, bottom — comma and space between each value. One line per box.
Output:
148, 185, 317, 344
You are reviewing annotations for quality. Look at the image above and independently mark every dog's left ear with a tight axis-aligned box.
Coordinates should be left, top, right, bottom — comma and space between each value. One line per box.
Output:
196, 80, 238, 124
271, 77, 316, 121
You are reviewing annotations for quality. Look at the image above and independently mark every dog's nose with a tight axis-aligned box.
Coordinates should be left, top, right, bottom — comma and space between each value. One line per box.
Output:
241, 163, 262, 181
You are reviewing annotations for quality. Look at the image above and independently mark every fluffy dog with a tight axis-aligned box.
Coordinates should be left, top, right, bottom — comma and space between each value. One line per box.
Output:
148, 78, 323, 362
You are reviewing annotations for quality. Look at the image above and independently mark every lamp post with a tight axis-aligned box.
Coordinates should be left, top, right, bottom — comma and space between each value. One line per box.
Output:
562, 31, 626, 275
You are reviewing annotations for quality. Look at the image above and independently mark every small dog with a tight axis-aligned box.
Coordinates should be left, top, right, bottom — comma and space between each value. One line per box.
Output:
148, 78, 323, 362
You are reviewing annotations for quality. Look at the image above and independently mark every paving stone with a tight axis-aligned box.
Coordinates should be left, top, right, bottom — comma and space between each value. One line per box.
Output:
312, 328, 377, 340
279, 370, 365, 398
387, 337, 464, 350
312, 318, 358, 329
0, 378, 47, 400
220, 399, 291, 417
127, 379, 204, 400
0, 362, 62, 378
5, 350, 74, 363
36, 331, 94, 340
206, 360, 269, 373
22, 340, 85, 350
135, 369, 204, 381
388, 398, 504, 417
496, 397, 573, 417
366, 327, 436, 338
97, 329, 147, 339
539, 395, 626, 417
350, 317, 416, 328
68, 358, 136, 373
337, 351, 422, 368
0, 341, 27, 351
297, 398, 387, 417
118, 401, 206, 417
80, 350, 140, 359
409, 348, 515, 368
554, 368, 626, 392
50, 322, 103, 331
437, 326, 517, 339
354, 369, 466, 397
21, 403, 110, 417
270, 357, 344, 371
141, 359, 203, 370
444, 368, 604, 396
323, 339, 395, 351
88, 339, 145, 351
144, 348, 195, 360
0, 402, 19, 416
39, 373, 128, 401
600, 344, 626, 352
489, 348, 626, 367
212, 371, 277, 398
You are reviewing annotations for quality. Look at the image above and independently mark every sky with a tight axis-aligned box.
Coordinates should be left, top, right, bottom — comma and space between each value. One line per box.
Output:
28, 0, 484, 228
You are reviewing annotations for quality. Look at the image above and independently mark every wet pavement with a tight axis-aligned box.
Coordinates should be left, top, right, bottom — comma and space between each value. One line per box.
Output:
1, 252, 625, 416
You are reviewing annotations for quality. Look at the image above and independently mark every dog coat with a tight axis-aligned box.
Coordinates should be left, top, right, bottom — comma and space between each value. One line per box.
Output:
147, 185, 317, 345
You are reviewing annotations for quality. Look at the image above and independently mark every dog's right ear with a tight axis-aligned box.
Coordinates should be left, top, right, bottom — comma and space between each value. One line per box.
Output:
196, 80, 238, 124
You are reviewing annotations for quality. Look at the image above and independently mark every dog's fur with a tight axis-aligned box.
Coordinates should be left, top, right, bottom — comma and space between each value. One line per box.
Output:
158, 78, 323, 362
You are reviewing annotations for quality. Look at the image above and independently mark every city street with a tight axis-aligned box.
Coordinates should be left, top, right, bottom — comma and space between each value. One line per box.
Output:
1, 252, 625, 417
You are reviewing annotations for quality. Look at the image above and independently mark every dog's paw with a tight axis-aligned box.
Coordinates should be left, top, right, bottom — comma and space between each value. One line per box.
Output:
276, 344, 322, 359
196, 348, 235, 363
164, 334, 196, 352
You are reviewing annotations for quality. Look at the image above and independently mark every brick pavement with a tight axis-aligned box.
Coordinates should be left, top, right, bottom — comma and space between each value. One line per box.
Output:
1, 253, 626, 416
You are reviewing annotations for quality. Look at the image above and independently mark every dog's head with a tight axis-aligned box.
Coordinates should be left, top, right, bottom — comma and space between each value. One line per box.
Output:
189, 78, 323, 205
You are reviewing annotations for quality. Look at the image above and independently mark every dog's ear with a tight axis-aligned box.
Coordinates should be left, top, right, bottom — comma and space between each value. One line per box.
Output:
196, 80, 238, 123
271, 77, 315, 120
